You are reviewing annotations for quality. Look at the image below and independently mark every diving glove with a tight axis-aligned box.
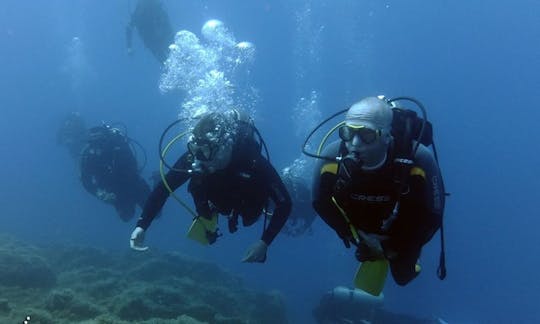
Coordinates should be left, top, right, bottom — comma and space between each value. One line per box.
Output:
205, 226, 221, 245
356, 243, 382, 262
130, 227, 149, 251
355, 232, 387, 262
242, 240, 268, 263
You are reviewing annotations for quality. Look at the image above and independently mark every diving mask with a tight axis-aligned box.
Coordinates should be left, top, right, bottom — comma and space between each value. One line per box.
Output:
187, 138, 219, 162
338, 125, 381, 144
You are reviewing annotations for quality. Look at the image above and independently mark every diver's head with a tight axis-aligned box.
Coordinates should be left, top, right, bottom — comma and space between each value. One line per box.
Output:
86, 124, 124, 146
57, 112, 87, 145
87, 126, 109, 142
188, 112, 234, 173
339, 97, 393, 170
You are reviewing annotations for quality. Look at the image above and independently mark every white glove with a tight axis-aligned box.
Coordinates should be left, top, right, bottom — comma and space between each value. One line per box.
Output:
130, 227, 149, 251
241, 240, 268, 263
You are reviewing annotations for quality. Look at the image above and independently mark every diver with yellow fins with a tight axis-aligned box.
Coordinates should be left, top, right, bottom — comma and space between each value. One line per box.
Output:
129, 110, 291, 263
305, 96, 448, 295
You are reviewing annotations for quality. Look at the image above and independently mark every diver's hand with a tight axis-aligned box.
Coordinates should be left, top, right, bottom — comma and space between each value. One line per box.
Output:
364, 233, 385, 256
242, 240, 268, 263
130, 227, 149, 252
356, 231, 388, 261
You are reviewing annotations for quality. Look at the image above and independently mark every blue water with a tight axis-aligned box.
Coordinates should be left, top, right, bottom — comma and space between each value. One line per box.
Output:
1, 0, 539, 323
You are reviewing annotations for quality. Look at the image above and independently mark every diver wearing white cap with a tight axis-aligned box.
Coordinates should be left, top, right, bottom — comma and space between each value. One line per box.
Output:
310, 96, 446, 289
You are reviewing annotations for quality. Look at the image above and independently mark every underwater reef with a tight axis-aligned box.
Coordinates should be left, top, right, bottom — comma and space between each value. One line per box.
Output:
0, 234, 288, 324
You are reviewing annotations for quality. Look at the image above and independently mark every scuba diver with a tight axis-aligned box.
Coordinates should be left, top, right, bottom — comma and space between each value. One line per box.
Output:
129, 110, 292, 263
306, 96, 447, 295
313, 286, 443, 324
280, 165, 317, 237
57, 112, 88, 159
80, 124, 150, 222
126, 0, 174, 63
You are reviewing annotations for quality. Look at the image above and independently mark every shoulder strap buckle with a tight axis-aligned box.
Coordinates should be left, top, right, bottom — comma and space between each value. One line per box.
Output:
393, 158, 414, 165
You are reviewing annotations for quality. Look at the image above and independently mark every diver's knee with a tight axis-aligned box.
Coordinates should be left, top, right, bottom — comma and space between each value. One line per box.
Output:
394, 275, 413, 286
390, 261, 419, 286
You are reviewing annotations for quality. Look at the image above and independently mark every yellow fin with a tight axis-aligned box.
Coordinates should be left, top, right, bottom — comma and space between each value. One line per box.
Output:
353, 259, 389, 296
410, 166, 426, 179
187, 214, 218, 245
320, 163, 338, 175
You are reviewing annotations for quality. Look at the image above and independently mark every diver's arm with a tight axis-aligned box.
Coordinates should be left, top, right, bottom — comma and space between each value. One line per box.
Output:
80, 171, 98, 196
79, 151, 100, 196
418, 144, 445, 243
311, 143, 352, 244
404, 144, 445, 246
126, 10, 137, 54
113, 141, 139, 177
260, 158, 292, 246
188, 176, 213, 219
126, 25, 133, 52
312, 172, 353, 244
136, 152, 192, 230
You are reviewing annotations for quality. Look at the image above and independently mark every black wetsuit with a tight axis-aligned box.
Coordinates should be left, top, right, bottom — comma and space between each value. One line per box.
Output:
137, 133, 292, 246
80, 128, 150, 222
312, 140, 444, 285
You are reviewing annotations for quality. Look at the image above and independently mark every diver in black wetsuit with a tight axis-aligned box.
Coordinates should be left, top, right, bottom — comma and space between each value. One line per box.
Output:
311, 96, 445, 286
126, 0, 174, 63
80, 124, 150, 222
130, 110, 291, 263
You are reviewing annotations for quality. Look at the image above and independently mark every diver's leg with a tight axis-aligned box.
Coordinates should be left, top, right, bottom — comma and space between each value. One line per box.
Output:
132, 176, 151, 208
388, 247, 421, 286
114, 199, 135, 222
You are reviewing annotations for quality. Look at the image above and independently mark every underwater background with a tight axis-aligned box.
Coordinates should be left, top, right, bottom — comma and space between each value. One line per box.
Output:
1, 0, 539, 323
